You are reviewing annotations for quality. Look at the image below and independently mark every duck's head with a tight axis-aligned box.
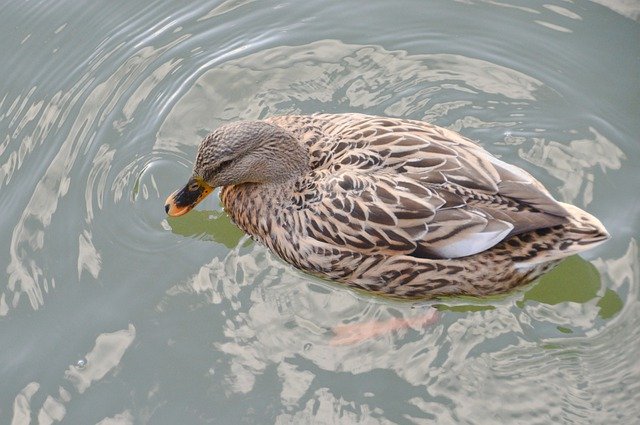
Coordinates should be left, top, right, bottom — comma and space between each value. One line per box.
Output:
165, 120, 307, 217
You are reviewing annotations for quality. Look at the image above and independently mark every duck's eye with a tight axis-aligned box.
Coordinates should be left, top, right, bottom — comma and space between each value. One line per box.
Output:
218, 159, 232, 169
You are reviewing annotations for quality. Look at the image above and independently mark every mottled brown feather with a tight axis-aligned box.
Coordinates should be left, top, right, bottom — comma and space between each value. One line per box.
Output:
192, 113, 610, 298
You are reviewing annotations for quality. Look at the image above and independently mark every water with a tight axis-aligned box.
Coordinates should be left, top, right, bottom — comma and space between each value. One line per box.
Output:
1, 0, 639, 423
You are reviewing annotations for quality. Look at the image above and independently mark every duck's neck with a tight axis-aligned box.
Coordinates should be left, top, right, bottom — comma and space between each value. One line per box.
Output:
265, 131, 309, 184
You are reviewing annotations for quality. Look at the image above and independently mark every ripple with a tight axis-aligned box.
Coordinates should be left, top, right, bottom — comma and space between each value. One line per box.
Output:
1, 1, 233, 313
157, 237, 640, 423
105, 152, 192, 251
4, 0, 313, 312
156, 39, 554, 152
1, 0, 638, 423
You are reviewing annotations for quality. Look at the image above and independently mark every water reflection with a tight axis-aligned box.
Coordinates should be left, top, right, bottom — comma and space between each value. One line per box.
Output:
65, 324, 136, 394
519, 127, 625, 205
461, 0, 640, 23
158, 228, 637, 422
9, 325, 136, 424
590, 0, 640, 21
1, 0, 212, 315
1, 0, 638, 422
157, 40, 550, 150
95, 411, 134, 425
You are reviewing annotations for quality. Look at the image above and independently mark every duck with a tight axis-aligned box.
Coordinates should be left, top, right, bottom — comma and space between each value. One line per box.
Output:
165, 113, 609, 299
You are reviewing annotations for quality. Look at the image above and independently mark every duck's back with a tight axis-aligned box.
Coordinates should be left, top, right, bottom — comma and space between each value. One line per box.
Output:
217, 114, 610, 297
265, 114, 607, 259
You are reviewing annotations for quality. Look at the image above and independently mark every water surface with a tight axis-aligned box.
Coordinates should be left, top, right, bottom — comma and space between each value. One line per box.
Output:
1, 0, 639, 423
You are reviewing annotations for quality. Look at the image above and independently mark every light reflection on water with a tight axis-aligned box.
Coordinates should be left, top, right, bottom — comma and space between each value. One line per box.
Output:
1, 0, 639, 423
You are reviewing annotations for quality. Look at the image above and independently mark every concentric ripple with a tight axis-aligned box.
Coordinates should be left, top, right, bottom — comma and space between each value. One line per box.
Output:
1, 0, 639, 423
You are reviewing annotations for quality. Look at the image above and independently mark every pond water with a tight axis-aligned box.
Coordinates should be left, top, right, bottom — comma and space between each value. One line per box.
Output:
1, 0, 639, 423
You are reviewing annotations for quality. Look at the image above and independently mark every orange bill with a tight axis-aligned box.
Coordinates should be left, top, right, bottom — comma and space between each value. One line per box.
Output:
164, 176, 213, 217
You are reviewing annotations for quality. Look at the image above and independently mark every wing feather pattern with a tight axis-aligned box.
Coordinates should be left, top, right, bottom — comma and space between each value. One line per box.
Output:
278, 114, 569, 259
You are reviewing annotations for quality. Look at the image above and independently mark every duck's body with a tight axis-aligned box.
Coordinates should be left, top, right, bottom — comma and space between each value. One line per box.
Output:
166, 113, 609, 299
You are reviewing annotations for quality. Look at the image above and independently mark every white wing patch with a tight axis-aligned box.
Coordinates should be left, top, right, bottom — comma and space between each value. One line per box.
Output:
427, 217, 514, 258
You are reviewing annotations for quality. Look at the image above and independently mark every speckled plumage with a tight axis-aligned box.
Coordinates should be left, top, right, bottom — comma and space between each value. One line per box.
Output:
185, 113, 609, 299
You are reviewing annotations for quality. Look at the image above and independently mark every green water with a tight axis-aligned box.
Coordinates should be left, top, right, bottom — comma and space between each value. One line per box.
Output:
1, 0, 639, 423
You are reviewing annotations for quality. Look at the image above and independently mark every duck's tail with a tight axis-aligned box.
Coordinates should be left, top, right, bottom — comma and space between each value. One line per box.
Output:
558, 202, 610, 251
514, 203, 609, 267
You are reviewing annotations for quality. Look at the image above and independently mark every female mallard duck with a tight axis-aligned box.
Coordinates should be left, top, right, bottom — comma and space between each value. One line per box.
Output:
165, 113, 609, 299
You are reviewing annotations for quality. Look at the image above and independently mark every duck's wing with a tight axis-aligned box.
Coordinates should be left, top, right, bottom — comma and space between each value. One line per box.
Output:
296, 114, 569, 259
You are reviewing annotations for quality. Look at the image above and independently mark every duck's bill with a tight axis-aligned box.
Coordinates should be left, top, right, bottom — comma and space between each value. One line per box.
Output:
164, 177, 213, 217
